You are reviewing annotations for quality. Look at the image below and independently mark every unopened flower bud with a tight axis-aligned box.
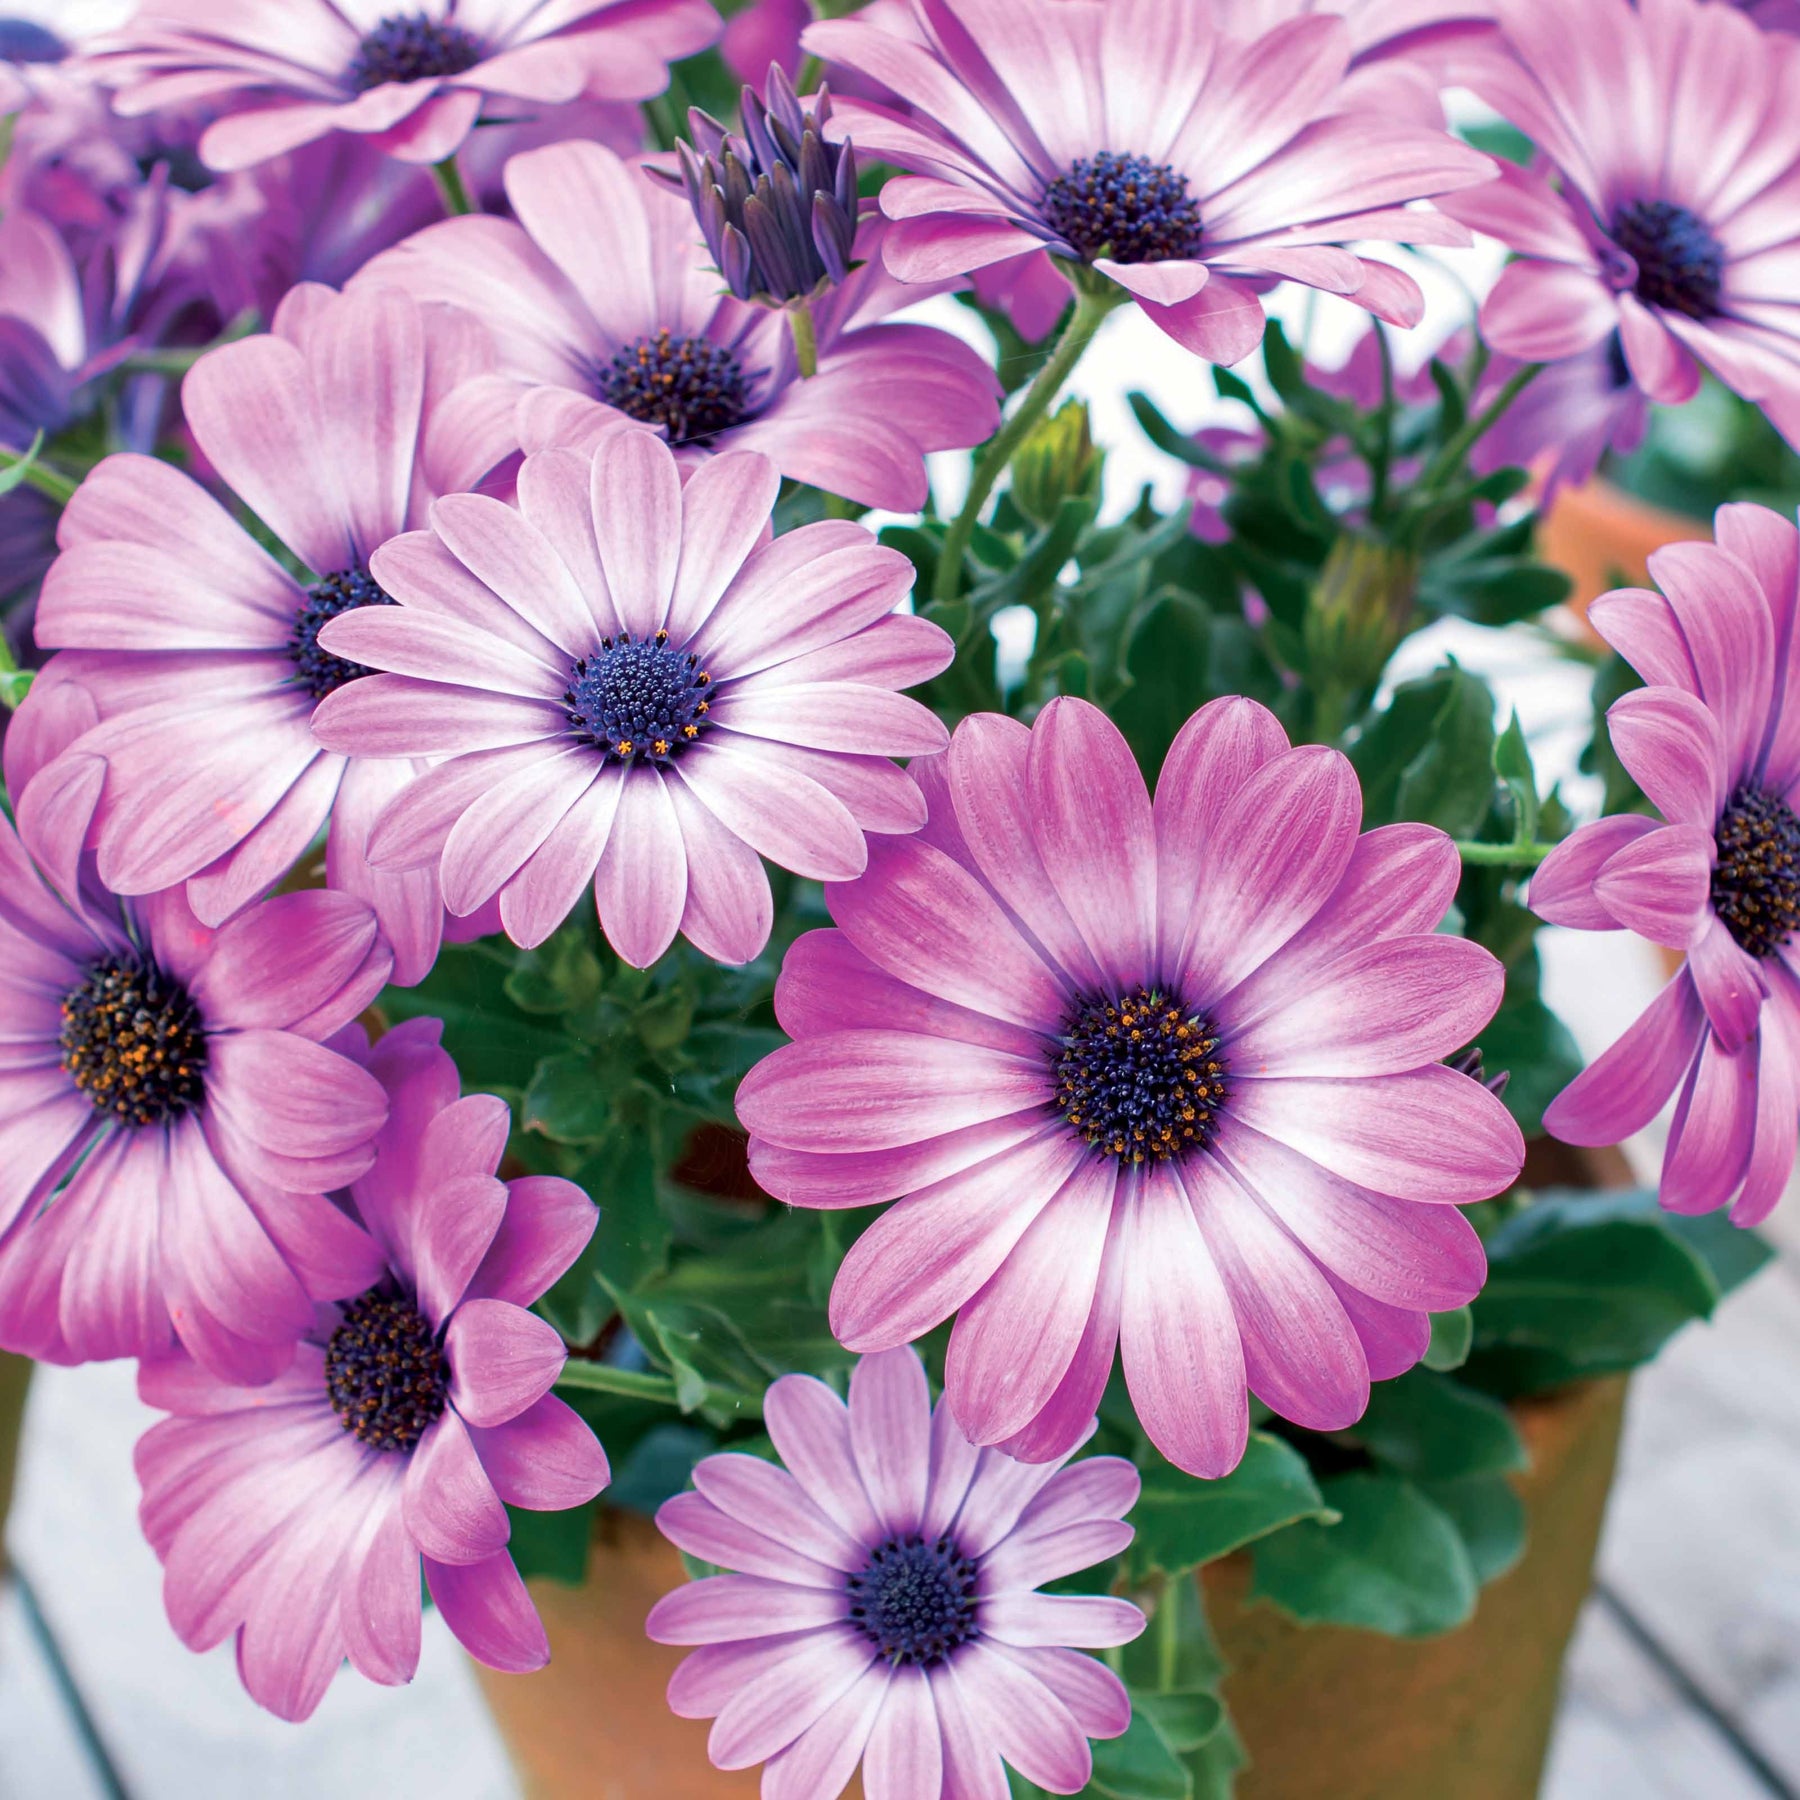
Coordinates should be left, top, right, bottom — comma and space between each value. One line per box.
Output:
669, 65, 859, 306
1302, 532, 1419, 695
1010, 399, 1103, 526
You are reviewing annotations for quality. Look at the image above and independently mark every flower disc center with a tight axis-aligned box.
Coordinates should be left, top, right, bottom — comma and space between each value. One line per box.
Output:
564, 630, 712, 765
1043, 151, 1202, 265
597, 329, 751, 443
60, 954, 208, 1127
1611, 198, 1724, 321
847, 1534, 979, 1668
1052, 986, 1227, 1164
1712, 784, 1800, 958
348, 13, 484, 91
324, 1288, 450, 1453
289, 568, 395, 700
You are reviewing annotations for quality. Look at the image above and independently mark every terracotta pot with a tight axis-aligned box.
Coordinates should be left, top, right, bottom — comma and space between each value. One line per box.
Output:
1537, 477, 1701, 641
1203, 1375, 1627, 1800
475, 1509, 865, 1800
0, 1351, 30, 1574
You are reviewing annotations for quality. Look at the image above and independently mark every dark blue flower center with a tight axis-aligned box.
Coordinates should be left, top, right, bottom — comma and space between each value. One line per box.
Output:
847, 1534, 980, 1668
289, 568, 395, 701
1712, 785, 1800, 958
597, 330, 752, 443
1611, 199, 1725, 321
324, 1288, 450, 1453
61, 955, 207, 1127
348, 13, 484, 91
0, 18, 66, 61
1052, 986, 1227, 1164
564, 630, 712, 765
1043, 152, 1202, 265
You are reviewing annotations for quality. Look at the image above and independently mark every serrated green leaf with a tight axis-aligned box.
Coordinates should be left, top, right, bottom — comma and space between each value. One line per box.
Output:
1250, 1472, 1478, 1637
1129, 1434, 1331, 1578
1423, 1306, 1473, 1372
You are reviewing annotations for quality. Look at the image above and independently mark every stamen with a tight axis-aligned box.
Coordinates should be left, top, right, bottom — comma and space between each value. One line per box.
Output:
596, 329, 752, 443
323, 1288, 450, 1453
564, 630, 712, 765
60, 955, 208, 1127
1043, 151, 1202, 265
1712, 784, 1800, 958
1051, 986, 1227, 1163
846, 1534, 980, 1668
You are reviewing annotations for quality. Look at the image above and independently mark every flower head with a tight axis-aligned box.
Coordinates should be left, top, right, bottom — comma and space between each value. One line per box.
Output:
0, 686, 392, 1380
133, 1016, 608, 1721
648, 1345, 1143, 1798
29, 281, 500, 975
738, 697, 1522, 1477
1439, 0, 1800, 449
673, 65, 861, 305
1534, 503, 1800, 1225
354, 139, 1001, 510
85, 0, 721, 171
803, 0, 1493, 364
309, 429, 953, 967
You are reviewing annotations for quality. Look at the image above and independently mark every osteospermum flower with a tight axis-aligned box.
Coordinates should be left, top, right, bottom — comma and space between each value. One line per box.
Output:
85, 0, 720, 172
308, 429, 952, 966
802, 0, 1494, 363
648, 1346, 1143, 1799
1532, 503, 1800, 1225
1439, 0, 1800, 448
0, 688, 391, 1381
134, 1016, 608, 1722
353, 139, 1002, 509
29, 281, 500, 978
738, 697, 1523, 1477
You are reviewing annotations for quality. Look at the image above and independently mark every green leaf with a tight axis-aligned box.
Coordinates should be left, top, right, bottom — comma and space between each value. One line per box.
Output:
1350, 1369, 1526, 1481
1421, 1472, 1527, 1585
572, 1127, 671, 1295
1663, 1207, 1775, 1297
1493, 712, 1539, 846
1250, 1472, 1478, 1637
503, 1498, 598, 1584
606, 1423, 716, 1515
503, 926, 602, 1016
381, 942, 568, 1096
1467, 1189, 1723, 1394
1129, 1434, 1332, 1578
1088, 1707, 1193, 1800
522, 1049, 618, 1144
1136, 1689, 1225, 1754
1423, 1306, 1473, 1372
1351, 663, 1496, 835
1113, 591, 1212, 782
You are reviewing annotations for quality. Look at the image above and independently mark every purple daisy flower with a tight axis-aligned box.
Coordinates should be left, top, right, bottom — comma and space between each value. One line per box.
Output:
134, 1015, 608, 1722
1533, 503, 1800, 1226
0, 684, 392, 1383
1470, 340, 1648, 502
84, 0, 719, 172
352, 139, 1003, 510
738, 697, 1523, 1478
308, 429, 952, 966
1439, 0, 1800, 449
801, 0, 1494, 364
647, 1346, 1143, 1798
29, 280, 502, 975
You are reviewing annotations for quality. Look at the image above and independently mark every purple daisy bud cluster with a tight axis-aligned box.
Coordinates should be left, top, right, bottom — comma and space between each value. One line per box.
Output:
0, 0, 1796, 1788
675, 65, 861, 303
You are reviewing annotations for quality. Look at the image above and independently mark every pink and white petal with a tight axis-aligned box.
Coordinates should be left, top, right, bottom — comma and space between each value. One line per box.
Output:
1733, 998, 1800, 1227
646, 1573, 851, 1644
54, 1131, 169, 1364
428, 491, 599, 658
466, 1174, 596, 1310
593, 770, 687, 968
1324, 1273, 1431, 1381
946, 1643, 1094, 1792
1592, 823, 1714, 950
1118, 1164, 1247, 1479
692, 1452, 867, 1573
1585, 587, 1702, 695
342, 1496, 422, 1688
190, 888, 382, 1032
760, 1661, 892, 1800
762, 1374, 886, 1546
707, 684, 948, 759
1617, 293, 1703, 406
665, 451, 782, 647
403, 1409, 511, 1565
1528, 814, 1661, 930
1544, 971, 1708, 1147
440, 746, 599, 917
657, 1492, 842, 1589
926, 1662, 1012, 1800
1660, 1031, 1758, 1217
1095, 257, 1210, 304
662, 771, 773, 965
677, 739, 868, 883
445, 1298, 566, 1428
589, 428, 684, 638
992, 1644, 1131, 1741
849, 1345, 933, 1538
861, 1666, 944, 1800
1688, 916, 1769, 1053
708, 1627, 878, 1771
424, 1551, 549, 1673
1136, 275, 1266, 366
310, 675, 566, 758
467, 1392, 609, 1513
498, 765, 625, 951
1478, 259, 1619, 361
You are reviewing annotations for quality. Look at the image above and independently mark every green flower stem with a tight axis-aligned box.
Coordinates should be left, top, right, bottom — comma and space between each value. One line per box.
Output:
431, 155, 473, 217
0, 446, 77, 506
0, 634, 31, 711
554, 1361, 682, 1405
788, 301, 818, 379
121, 307, 260, 377
1420, 361, 1543, 495
931, 280, 1117, 606
1157, 1571, 1182, 1691
1454, 838, 1558, 869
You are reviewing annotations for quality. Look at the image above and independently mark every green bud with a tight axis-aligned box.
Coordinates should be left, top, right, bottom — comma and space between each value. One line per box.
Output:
1010, 398, 1103, 527
1302, 532, 1419, 698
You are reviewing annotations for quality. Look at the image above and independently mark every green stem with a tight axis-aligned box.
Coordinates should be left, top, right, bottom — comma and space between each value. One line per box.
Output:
1368, 322, 1395, 520
0, 634, 30, 712
788, 301, 818, 379
431, 156, 473, 217
1454, 838, 1557, 869
1420, 362, 1542, 495
0, 448, 78, 506
1157, 1573, 1182, 1691
931, 281, 1116, 606
553, 1362, 681, 1405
